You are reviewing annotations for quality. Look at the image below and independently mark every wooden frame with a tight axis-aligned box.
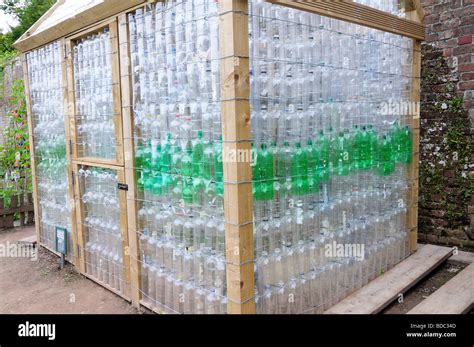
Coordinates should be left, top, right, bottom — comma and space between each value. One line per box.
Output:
267, 0, 425, 40
14, 0, 148, 52
117, 13, 141, 308
60, 38, 79, 265
72, 162, 131, 301
19, 0, 424, 315
219, 0, 255, 314
21, 45, 78, 264
65, 19, 124, 167
21, 53, 41, 247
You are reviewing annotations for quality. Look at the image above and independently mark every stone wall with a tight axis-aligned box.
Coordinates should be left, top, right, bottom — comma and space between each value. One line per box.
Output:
419, 0, 474, 249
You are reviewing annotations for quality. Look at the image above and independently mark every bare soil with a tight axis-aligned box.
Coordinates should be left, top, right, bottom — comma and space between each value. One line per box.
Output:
0, 225, 138, 314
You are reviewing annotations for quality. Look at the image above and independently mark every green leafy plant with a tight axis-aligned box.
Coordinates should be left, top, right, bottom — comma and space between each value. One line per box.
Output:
0, 77, 31, 200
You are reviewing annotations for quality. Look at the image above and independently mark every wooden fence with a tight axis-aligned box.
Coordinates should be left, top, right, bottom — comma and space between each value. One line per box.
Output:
0, 177, 34, 229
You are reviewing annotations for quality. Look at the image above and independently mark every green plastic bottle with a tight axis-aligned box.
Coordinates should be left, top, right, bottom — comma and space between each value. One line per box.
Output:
142, 142, 153, 192
161, 133, 173, 191
214, 137, 224, 197
333, 131, 351, 176
277, 141, 292, 197
402, 125, 413, 164
135, 143, 146, 192
252, 143, 263, 200
171, 143, 182, 175
291, 142, 309, 196
181, 145, 193, 178
260, 143, 275, 200
390, 122, 403, 162
306, 139, 320, 193
377, 134, 395, 176
200, 140, 214, 180
192, 131, 204, 177
359, 125, 370, 169
153, 142, 162, 172
352, 125, 363, 171
151, 170, 163, 196
367, 124, 377, 168
181, 145, 194, 203
317, 130, 330, 183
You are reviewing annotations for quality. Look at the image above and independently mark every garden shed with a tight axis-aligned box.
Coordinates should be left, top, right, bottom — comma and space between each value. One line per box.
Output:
14, 0, 429, 314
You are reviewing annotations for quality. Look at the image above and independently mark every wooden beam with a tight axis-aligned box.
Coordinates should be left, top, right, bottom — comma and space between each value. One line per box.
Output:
15, 0, 65, 46
266, 0, 425, 41
408, 263, 474, 314
72, 158, 122, 169
110, 20, 125, 167
451, 249, 474, 264
325, 245, 454, 314
117, 169, 131, 298
65, 39, 79, 162
14, 0, 148, 52
118, 13, 141, 308
60, 38, 79, 266
72, 163, 86, 274
409, 39, 422, 253
21, 53, 41, 249
219, 0, 256, 314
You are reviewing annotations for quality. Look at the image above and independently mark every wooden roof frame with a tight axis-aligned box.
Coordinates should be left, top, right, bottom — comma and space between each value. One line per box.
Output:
267, 0, 425, 40
14, 0, 425, 53
14, 0, 148, 52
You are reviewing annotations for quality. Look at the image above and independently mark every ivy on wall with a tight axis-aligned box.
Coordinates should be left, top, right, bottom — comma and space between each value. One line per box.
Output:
419, 44, 473, 247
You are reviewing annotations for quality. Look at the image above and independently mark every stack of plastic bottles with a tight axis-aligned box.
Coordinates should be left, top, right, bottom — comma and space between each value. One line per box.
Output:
80, 167, 128, 295
73, 29, 116, 160
126, 0, 414, 313
129, 1, 227, 313
27, 41, 73, 260
249, 0, 414, 313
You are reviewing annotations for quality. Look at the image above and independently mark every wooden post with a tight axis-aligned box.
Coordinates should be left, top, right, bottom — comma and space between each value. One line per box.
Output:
409, 39, 421, 253
21, 53, 41, 246
110, 20, 125, 167
118, 13, 141, 308
117, 168, 131, 298
407, 2, 423, 253
219, 0, 256, 314
60, 38, 79, 265
72, 163, 87, 273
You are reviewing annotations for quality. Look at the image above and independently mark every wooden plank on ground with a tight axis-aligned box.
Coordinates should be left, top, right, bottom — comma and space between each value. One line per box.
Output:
17, 235, 37, 245
408, 263, 474, 314
451, 250, 474, 264
325, 244, 454, 314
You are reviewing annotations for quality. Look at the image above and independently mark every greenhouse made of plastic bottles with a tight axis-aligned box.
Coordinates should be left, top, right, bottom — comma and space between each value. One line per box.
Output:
15, 0, 425, 314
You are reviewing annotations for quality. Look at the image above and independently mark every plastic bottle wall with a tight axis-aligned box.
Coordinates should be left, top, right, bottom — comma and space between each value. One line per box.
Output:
249, 0, 414, 313
80, 166, 129, 296
73, 29, 116, 160
26, 42, 74, 260
129, 0, 227, 313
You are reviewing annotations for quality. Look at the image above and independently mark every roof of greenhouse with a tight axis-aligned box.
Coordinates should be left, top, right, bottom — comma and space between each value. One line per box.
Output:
14, 0, 426, 52
14, 0, 147, 52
